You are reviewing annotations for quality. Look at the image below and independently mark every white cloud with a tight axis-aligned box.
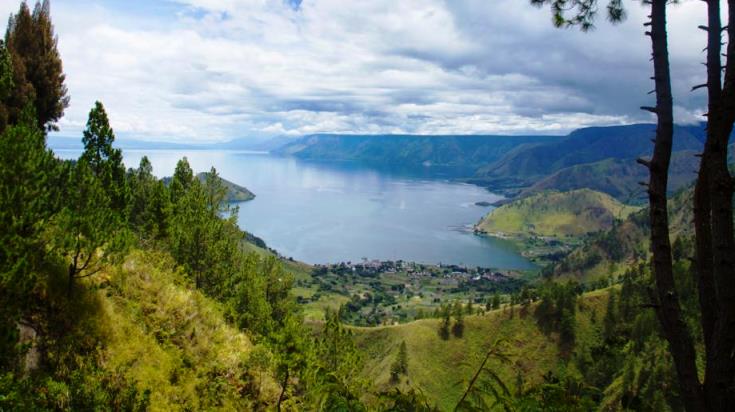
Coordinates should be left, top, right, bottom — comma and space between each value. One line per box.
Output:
0, 0, 713, 142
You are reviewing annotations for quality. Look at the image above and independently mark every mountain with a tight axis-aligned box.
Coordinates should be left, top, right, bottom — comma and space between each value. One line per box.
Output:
213, 135, 297, 151
195, 172, 255, 202
547, 186, 695, 282
475, 189, 638, 238
475, 124, 706, 187
48, 136, 199, 151
162, 173, 256, 202
520, 150, 701, 202
48, 135, 295, 152
273, 134, 558, 170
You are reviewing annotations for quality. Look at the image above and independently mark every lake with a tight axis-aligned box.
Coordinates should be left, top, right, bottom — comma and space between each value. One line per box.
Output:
54, 149, 533, 269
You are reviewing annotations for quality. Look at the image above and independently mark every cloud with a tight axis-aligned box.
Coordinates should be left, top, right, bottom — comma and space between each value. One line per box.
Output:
0, 0, 711, 142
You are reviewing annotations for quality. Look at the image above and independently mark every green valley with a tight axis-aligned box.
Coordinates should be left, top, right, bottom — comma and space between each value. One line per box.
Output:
3, 1, 735, 411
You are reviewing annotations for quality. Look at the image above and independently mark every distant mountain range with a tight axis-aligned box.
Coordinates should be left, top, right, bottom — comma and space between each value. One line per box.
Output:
272, 134, 557, 169
48, 135, 296, 152
50, 123, 730, 202
473, 124, 704, 186
273, 123, 730, 201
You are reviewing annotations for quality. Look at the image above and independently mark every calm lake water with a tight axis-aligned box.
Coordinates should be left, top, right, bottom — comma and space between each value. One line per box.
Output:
54, 149, 533, 269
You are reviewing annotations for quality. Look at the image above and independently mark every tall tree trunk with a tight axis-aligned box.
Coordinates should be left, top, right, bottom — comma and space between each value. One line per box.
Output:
644, 1, 707, 410
698, 1, 735, 409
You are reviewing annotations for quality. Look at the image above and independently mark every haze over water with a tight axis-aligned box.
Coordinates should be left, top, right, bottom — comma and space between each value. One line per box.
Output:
56, 149, 534, 269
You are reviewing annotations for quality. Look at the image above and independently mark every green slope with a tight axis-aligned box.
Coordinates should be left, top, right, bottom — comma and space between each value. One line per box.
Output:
547, 186, 695, 282
352, 289, 611, 411
521, 151, 700, 202
196, 172, 255, 202
476, 189, 638, 238
24, 249, 280, 411
475, 124, 705, 186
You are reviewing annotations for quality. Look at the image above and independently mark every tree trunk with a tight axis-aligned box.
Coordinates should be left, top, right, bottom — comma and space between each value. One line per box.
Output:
645, 1, 707, 410
277, 368, 289, 412
698, 1, 735, 409
67, 262, 75, 297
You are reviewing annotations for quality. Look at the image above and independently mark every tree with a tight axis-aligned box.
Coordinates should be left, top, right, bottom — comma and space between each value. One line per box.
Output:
452, 300, 465, 338
390, 340, 409, 383
170, 157, 194, 204
312, 309, 366, 410
3, 0, 68, 131
49, 160, 127, 295
0, 105, 54, 367
439, 304, 451, 340
80, 101, 126, 210
454, 339, 514, 412
0, 40, 13, 132
127, 156, 169, 239
534, 0, 735, 410
465, 299, 474, 315
272, 315, 310, 412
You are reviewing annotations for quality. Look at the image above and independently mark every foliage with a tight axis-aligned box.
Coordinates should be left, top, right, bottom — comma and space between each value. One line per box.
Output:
0, 106, 56, 368
47, 159, 129, 295
452, 301, 465, 339
534, 282, 579, 350
390, 341, 409, 384
3, 0, 68, 131
454, 339, 514, 412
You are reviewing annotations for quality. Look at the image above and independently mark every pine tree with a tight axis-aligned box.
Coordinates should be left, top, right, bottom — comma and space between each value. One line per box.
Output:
438, 304, 450, 340
389, 340, 409, 384
49, 159, 128, 296
80, 101, 126, 210
170, 157, 194, 204
452, 300, 465, 338
3, 1, 68, 131
0, 40, 13, 132
492, 293, 501, 310
0, 105, 54, 367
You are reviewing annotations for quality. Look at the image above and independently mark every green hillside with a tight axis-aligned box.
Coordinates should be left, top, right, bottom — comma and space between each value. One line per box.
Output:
353, 289, 610, 411
475, 124, 705, 186
476, 189, 638, 238
547, 186, 695, 282
521, 152, 700, 202
2, 249, 280, 410
196, 172, 255, 202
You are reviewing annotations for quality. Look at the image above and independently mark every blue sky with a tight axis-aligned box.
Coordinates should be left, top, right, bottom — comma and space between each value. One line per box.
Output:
1, 0, 710, 142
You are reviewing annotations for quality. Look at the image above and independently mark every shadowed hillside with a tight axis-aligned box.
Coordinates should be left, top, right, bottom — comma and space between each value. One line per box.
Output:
274, 134, 557, 171
520, 151, 701, 202
475, 124, 705, 188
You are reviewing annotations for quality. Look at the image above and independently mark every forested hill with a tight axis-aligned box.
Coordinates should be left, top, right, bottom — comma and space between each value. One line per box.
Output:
161, 172, 256, 202
518, 150, 702, 201
272, 134, 556, 169
474, 123, 705, 186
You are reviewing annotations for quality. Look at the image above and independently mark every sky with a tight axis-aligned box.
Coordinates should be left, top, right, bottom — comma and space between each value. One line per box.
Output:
0, 0, 714, 143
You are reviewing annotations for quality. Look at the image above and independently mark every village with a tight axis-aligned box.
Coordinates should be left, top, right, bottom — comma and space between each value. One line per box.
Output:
297, 259, 528, 326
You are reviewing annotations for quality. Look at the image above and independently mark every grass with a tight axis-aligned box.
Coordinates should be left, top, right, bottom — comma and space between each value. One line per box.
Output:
84, 249, 279, 410
352, 288, 612, 411
477, 189, 638, 238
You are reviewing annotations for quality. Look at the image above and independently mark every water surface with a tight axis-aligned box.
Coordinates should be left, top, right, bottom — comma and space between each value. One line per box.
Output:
55, 149, 533, 269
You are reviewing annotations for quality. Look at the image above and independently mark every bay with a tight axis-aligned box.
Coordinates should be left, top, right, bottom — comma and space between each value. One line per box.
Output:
54, 149, 534, 269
